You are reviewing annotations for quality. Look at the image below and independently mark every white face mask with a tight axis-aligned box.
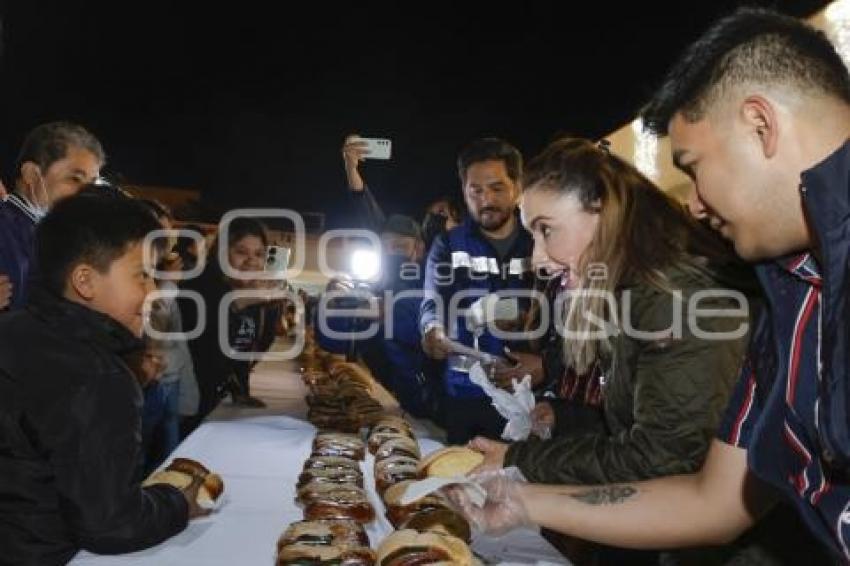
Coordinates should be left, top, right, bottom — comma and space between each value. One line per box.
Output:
27, 169, 50, 220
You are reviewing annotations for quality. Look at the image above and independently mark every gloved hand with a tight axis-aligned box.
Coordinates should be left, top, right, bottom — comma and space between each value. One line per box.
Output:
467, 436, 508, 473
490, 351, 544, 390
530, 400, 554, 440
443, 467, 532, 537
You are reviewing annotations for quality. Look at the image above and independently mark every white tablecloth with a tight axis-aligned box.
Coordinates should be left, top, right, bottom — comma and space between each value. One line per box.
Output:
71, 415, 568, 565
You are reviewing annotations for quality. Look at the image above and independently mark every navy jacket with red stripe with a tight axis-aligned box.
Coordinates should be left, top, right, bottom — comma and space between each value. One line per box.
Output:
717, 140, 850, 560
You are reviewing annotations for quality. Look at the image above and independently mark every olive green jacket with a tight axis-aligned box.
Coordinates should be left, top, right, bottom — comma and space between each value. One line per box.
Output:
505, 262, 752, 484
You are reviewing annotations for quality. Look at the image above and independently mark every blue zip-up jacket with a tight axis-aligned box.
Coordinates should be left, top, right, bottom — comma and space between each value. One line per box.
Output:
801, 141, 850, 471
419, 214, 534, 398
0, 194, 39, 310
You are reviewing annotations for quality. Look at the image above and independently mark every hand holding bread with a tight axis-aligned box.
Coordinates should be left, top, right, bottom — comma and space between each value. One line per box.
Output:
142, 457, 224, 519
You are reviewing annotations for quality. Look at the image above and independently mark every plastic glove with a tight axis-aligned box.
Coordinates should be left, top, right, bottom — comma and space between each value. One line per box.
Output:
530, 401, 554, 440
468, 363, 535, 441
467, 436, 508, 472
443, 466, 532, 537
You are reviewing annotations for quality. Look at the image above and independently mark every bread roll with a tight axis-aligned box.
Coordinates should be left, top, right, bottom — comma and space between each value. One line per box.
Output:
381, 481, 454, 529
277, 519, 369, 550
303, 499, 376, 524
167, 457, 211, 477
370, 415, 413, 434
303, 456, 361, 473
376, 529, 472, 566
399, 506, 472, 544
142, 459, 225, 505
374, 436, 420, 462
297, 482, 367, 506
297, 467, 364, 489
276, 543, 375, 565
312, 432, 366, 461
374, 456, 420, 496
368, 430, 415, 455
417, 447, 484, 478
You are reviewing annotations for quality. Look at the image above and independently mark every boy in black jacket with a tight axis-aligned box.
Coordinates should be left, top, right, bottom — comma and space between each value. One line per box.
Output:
0, 191, 205, 565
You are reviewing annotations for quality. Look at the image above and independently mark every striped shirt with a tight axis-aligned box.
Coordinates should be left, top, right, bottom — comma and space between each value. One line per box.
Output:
718, 253, 850, 560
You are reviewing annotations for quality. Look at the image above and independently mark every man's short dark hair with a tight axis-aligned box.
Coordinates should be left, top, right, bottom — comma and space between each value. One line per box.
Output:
15, 121, 106, 176
37, 189, 161, 296
457, 137, 522, 184
642, 7, 850, 135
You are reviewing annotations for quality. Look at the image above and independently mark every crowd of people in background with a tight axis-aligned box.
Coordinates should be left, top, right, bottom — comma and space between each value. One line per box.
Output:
2, 6, 850, 566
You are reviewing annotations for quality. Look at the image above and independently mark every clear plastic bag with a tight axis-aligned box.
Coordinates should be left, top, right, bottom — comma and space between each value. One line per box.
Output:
468, 363, 548, 441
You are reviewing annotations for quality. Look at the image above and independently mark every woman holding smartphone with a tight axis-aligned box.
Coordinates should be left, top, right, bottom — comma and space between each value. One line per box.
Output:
179, 218, 283, 431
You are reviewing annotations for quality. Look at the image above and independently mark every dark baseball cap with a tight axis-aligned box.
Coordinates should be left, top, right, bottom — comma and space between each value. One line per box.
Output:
381, 214, 421, 240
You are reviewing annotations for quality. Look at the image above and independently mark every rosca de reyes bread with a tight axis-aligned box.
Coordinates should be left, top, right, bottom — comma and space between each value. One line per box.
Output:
142, 457, 224, 505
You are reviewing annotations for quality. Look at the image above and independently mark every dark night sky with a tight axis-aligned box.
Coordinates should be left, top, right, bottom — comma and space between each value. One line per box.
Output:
0, 0, 830, 228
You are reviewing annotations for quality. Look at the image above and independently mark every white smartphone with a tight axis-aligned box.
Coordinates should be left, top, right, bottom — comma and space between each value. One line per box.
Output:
265, 245, 290, 276
358, 137, 392, 160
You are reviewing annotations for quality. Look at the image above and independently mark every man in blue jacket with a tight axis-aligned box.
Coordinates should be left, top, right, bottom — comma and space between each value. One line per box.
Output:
0, 122, 103, 311
452, 8, 850, 562
419, 138, 536, 444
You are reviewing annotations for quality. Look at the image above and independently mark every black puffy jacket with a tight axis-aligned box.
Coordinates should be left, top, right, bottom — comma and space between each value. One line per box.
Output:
0, 289, 188, 565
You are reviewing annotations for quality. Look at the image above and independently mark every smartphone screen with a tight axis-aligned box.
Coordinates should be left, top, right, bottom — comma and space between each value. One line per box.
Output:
265, 245, 290, 274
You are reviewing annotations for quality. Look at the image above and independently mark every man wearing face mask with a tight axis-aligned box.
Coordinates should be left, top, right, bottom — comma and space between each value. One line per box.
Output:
378, 214, 426, 290
421, 196, 463, 251
0, 122, 104, 311
419, 138, 538, 444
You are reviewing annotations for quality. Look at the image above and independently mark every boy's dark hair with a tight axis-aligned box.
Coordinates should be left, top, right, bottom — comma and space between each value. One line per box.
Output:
642, 7, 850, 135
137, 199, 172, 222
37, 189, 161, 296
77, 182, 130, 200
15, 121, 106, 176
457, 137, 522, 184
